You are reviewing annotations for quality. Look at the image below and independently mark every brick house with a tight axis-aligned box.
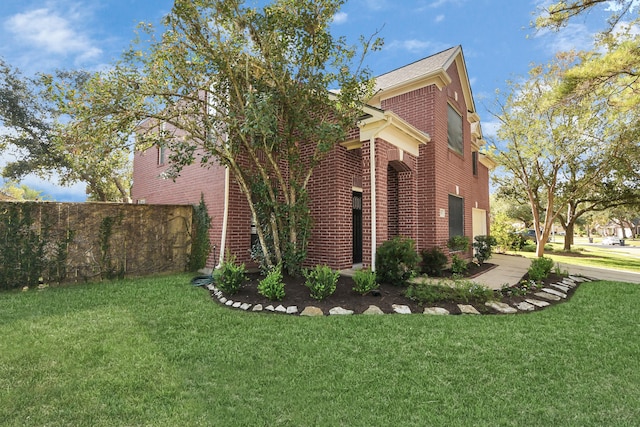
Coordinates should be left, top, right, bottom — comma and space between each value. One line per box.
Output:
132, 45, 495, 270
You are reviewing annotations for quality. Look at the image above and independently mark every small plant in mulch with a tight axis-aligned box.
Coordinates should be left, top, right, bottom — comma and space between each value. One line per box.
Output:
214, 255, 247, 295
352, 268, 378, 295
257, 264, 285, 301
304, 265, 339, 300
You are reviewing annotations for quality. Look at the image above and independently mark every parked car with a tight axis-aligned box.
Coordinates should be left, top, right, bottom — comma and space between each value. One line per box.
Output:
602, 236, 622, 245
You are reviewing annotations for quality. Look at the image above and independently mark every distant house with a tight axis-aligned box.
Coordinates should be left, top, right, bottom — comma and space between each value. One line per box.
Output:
132, 45, 495, 270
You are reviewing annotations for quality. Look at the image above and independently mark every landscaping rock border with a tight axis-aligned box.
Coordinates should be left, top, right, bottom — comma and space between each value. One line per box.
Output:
205, 275, 593, 316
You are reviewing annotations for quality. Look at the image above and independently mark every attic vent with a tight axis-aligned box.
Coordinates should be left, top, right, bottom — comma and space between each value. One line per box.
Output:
455, 91, 459, 101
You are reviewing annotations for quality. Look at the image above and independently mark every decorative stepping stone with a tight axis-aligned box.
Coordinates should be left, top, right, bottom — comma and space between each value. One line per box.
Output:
232, 301, 242, 308
219, 297, 227, 304
534, 291, 561, 301
525, 298, 550, 308
458, 304, 480, 315
542, 288, 567, 298
569, 276, 588, 282
265, 305, 275, 311
423, 307, 449, 315
252, 304, 263, 312
485, 301, 518, 314
286, 306, 298, 314
225, 300, 234, 306
516, 301, 536, 311
275, 305, 287, 313
240, 303, 252, 311
550, 283, 570, 293
215, 291, 222, 298
300, 306, 323, 316
329, 306, 354, 315
392, 304, 412, 314
562, 278, 576, 286
206, 284, 215, 291
363, 305, 384, 315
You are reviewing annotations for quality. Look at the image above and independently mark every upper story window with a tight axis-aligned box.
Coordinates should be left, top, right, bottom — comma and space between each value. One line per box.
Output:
447, 104, 463, 155
472, 151, 478, 176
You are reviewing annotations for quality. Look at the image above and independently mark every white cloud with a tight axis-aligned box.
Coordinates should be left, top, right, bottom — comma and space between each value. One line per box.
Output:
480, 120, 500, 138
362, 0, 389, 11
332, 11, 348, 24
4, 7, 102, 63
435, 14, 445, 23
387, 39, 443, 53
535, 22, 594, 53
428, 0, 466, 8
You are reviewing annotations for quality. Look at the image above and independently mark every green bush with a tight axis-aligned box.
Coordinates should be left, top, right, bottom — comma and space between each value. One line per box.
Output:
473, 235, 497, 265
528, 256, 555, 282
352, 268, 378, 295
447, 235, 470, 252
188, 194, 212, 271
420, 247, 448, 276
258, 264, 285, 300
375, 237, 420, 285
406, 279, 494, 305
304, 265, 339, 300
450, 254, 467, 276
214, 255, 247, 295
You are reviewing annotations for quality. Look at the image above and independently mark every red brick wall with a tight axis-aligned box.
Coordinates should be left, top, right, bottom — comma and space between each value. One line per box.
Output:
380, 62, 491, 258
306, 144, 362, 269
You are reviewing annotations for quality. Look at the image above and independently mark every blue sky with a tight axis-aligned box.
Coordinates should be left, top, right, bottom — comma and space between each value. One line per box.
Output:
0, 0, 611, 201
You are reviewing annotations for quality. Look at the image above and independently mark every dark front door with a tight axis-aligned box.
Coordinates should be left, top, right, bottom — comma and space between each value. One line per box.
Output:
352, 192, 363, 264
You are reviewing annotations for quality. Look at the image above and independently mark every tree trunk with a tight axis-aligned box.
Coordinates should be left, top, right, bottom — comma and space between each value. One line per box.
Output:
564, 222, 575, 251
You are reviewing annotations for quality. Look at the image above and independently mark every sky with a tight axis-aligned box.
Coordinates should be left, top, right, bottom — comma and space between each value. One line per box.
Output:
0, 0, 614, 201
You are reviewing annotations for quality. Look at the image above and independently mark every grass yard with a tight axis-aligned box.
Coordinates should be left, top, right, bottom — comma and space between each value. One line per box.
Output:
511, 240, 640, 273
1, 274, 639, 426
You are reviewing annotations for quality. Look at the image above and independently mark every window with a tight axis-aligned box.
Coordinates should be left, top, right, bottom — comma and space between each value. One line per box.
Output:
157, 145, 166, 165
447, 104, 463, 155
472, 151, 478, 176
158, 121, 167, 165
448, 195, 464, 238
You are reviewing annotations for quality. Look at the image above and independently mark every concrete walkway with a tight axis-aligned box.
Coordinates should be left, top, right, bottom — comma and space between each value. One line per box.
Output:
472, 253, 640, 289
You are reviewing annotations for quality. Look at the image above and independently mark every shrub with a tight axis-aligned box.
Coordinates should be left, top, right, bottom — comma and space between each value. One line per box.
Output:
187, 194, 212, 271
528, 256, 555, 282
420, 247, 448, 276
501, 279, 542, 297
447, 235, 470, 252
258, 264, 285, 301
406, 279, 494, 305
450, 254, 467, 276
214, 255, 247, 295
376, 237, 420, 285
304, 265, 339, 300
352, 268, 378, 295
473, 235, 497, 265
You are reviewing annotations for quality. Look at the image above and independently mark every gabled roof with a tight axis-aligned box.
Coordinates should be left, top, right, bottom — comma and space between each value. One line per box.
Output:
373, 46, 459, 92
369, 45, 477, 118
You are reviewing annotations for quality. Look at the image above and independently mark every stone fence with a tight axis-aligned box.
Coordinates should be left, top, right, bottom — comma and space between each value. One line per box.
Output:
0, 201, 193, 288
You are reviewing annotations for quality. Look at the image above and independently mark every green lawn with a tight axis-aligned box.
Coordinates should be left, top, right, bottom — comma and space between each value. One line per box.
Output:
511, 240, 640, 273
2, 274, 639, 426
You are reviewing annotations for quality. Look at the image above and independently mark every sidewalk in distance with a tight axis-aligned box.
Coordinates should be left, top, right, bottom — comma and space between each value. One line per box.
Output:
473, 253, 640, 290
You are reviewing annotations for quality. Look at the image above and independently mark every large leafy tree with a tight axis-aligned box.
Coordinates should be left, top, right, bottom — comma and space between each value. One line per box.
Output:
124, 0, 378, 274
42, 69, 138, 202
0, 58, 133, 201
491, 53, 639, 256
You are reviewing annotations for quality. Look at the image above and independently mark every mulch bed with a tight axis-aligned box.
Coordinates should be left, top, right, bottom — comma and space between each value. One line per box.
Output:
207, 262, 579, 315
